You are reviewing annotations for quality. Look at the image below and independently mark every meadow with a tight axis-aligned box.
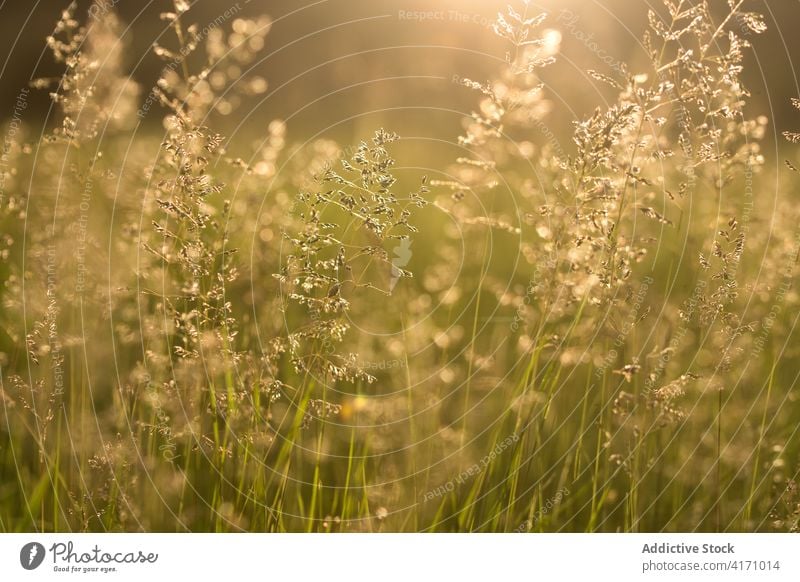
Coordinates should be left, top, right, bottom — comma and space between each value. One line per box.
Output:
1, 0, 799, 532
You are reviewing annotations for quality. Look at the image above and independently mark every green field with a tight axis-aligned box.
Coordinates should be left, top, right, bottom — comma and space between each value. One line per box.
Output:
1, 0, 799, 532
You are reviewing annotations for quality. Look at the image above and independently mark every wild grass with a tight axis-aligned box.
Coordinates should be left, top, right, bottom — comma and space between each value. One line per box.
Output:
0, 0, 799, 532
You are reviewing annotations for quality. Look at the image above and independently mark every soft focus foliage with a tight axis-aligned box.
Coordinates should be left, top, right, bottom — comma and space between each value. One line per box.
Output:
1, 0, 799, 533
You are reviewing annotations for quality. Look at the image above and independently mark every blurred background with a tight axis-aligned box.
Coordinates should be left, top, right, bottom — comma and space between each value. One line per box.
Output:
1, 0, 799, 533
1, 0, 797, 149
